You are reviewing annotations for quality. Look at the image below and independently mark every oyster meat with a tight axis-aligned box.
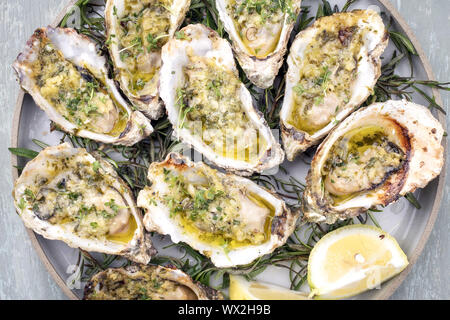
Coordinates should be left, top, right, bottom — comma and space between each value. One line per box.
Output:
159, 24, 284, 175
84, 264, 223, 300
13, 143, 155, 264
13, 27, 152, 146
302, 100, 445, 224
280, 9, 389, 160
216, 0, 302, 88
105, 0, 191, 119
137, 153, 299, 267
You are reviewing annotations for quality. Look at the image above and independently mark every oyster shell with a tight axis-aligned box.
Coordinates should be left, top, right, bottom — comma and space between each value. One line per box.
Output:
13, 27, 152, 146
280, 9, 389, 160
159, 24, 284, 175
13, 143, 155, 264
84, 264, 223, 300
302, 100, 445, 224
137, 153, 299, 268
216, 0, 302, 88
105, 0, 191, 119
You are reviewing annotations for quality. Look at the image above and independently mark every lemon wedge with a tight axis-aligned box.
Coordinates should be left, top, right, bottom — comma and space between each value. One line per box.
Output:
307, 224, 409, 299
229, 275, 310, 300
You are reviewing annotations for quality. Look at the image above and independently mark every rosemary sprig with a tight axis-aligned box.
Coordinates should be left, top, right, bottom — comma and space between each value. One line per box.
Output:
373, 16, 449, 112
405, 192, 422, 209
390, 31, 418, 55
59, 0, 107, 47
9, 147, 38, 159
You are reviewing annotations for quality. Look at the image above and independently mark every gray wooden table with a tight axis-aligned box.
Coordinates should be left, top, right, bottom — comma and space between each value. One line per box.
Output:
0, 0, 448, 300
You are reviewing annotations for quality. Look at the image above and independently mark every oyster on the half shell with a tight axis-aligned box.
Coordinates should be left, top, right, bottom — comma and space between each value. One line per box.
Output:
216, 0, 302, 88
280, 9, 389, 160
137, 153, 299, 268
84, 264, 223, 300
13, 27, 153, 146
13, 143, 155, 264
302, 100, 445, 224
105, 0, 191, 119
159, 24, 284, 175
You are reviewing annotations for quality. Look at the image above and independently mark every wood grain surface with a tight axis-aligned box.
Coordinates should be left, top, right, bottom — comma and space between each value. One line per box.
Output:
0, 0, 448, 300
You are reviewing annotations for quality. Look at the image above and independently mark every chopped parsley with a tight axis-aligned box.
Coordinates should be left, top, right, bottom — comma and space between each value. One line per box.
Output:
207, 79, 223, 99
105, 199, 119, 214
24, 188, 35, 200
18, 198, 26, 210
233, 0, 296, 23
67, 192, 81, 201
92, 161, 101, 172
293, 83, 305, 96
176, 88, 192, 129
175, 30, 187, 40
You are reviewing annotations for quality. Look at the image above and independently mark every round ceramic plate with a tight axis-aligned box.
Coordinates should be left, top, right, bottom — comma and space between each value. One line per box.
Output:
10, 0, 447, 300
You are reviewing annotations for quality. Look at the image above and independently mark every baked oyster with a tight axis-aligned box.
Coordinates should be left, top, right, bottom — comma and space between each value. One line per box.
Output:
137, 153, 299, 268
302, 100, 445, 224
280, 9, 389, 160
216, 0, 302, 88
13, 27, 152, 146
159, 24, 284, 175
13, 143, 155, 264
84, 265, 222, 300
105, 0, 191, 119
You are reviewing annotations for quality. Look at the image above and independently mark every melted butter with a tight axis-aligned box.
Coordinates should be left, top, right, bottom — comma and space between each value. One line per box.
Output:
330, 191, 359, 206
228, 0, 285, 58
118, 0, 171, 96
179, 192, 275, 250
25, 151, 137, 242
31, 38, 128, 137
106, 98, 129, 137
287, 112, 328, 136
85, 265, 198, 300
287, 12, 372, 135
344, 126, 387, 152
107, 214, 137, 244
181, 56, 267, 164
59, 216, 73, 225
237, 23, 282, 58
208, 131, 268, 163
323, 125, 405, 205
127, 70, 158, 96
247, 193, 275, 243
